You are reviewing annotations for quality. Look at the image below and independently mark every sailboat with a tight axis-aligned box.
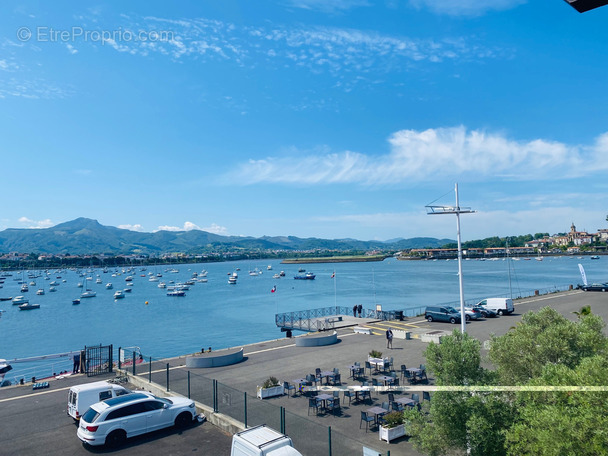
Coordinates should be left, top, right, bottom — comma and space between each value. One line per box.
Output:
80, 278, 96, 298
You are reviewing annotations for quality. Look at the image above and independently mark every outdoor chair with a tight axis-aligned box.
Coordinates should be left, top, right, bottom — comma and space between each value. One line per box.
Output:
392, 378, 400, 387
315, 368, 322, 379
404, 369, 414, 385
391, 401, 404, 412
423, 391, 431, 402
333, 390, 340, 398
389, 357, 394, 370
283, 381, 296, 398
383, 359, 391, 372
308, 398, 319, 416
419, 365, 428, 381
365, 361, 372, 376
331, 373, 341, 386
333, 367, 339, 375
388, 392, 395, 403
381, 401, 390, 412
400, 364, 407, 380
343, 390, 354, 405
412, 393, 420, 404
360, 411, 375, 432
327, 397, 341, 415
372, 378, 380, 387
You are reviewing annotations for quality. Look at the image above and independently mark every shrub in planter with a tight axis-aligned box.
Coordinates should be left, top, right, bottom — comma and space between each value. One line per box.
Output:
369, 350, 383, 359
383, 411, 404, 428
262, 376, 280, 389
379, 411, 406, 443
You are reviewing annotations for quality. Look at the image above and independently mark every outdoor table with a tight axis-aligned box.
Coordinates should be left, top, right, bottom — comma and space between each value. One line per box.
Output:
320, 371, 335, 384
354, 387, 371, 403
407, 367, 422, 382
368, 358, 384, 372
347, 364, 359, 378
292, 378, 308, 395
366, 406, 388, 427
378, 375, 395, 386
316, 393, 334, 411
395, 396, 416, 407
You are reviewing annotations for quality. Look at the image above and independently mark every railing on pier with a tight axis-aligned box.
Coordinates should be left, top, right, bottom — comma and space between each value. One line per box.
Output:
275, 305, 423, 331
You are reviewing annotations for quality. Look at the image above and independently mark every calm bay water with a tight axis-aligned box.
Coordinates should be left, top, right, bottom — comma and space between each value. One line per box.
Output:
0, 256, 604, 366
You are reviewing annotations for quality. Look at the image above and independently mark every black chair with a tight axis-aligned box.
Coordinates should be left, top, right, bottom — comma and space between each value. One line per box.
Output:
392, 378, 400, 387
400, 364, 407, 380
343, 390, 354, 405
381, 401, 390, 412
389, 357, 394, 370
327, 397, 341, 415
315, 368, 322, 378
391, 401, 404, 412
365, 361, 372, 376
283, 381, 296, 398
388, 392, 395, 403
308, 398, 319, 416
404, 369, 414, 385
419, 365, 428, 381
423, 391, 431, 402
360, 411, 375, 432
331, 373, 341, 386
412, 393, 420, 404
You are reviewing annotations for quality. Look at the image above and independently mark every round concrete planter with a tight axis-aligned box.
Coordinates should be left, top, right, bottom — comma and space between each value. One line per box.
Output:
295, 331, 338, 347
185, 347, 243, 368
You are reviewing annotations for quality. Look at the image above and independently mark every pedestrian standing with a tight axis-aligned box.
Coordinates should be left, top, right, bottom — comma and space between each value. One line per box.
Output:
357, 304, 363, 318
386, 327, 393, 349
353, 304, 357, 317
72, 353, 80, 374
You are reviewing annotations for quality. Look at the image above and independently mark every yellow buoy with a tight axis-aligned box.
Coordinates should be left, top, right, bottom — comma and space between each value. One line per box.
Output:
145, 301, 149, 305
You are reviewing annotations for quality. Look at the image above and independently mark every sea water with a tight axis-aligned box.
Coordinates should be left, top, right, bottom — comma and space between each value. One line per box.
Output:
0, 256, 603, 366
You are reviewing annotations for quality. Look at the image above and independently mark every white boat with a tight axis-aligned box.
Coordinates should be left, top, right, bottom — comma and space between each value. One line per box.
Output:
49, 281, 59, 286
49, 286, 57, 292
267, 265, 272, 270
158, 282, 167, 289
123, 287, 132, 293
12, 296, 29, 305
105, 283, 113, 290
167, 290, 186, 296
228, 273, 238, 284
36, 289, 45, 295
80, 290, 96, 298
113, 290, 125, 299
72, 298, 80, 305
149, 276, 159, 282
95, 278, 102, 284
19, 303, 40, 310
77, 282, 83, 288
273, 273, 281, 279
20, 284, 29, 292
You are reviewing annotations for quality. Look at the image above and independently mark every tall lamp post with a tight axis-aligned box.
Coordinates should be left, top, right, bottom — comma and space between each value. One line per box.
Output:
426, 183, 476, 333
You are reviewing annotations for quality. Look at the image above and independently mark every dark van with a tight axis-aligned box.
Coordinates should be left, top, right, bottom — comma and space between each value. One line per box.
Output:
425, 306, 461, 324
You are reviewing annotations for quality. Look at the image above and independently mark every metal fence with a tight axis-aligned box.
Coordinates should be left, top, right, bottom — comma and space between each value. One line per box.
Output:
121, 352, 391, 456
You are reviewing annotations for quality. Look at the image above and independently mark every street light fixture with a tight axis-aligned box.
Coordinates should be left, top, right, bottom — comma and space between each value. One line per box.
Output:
426, 183, 476, 333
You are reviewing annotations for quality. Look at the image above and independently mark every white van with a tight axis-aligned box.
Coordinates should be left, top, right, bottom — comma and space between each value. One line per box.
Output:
231, 425, 303, 456
475, 298, 514, 316
67, 380, 131, 420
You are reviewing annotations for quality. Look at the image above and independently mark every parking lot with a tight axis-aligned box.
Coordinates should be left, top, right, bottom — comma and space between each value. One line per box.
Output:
0, 373, 232, 456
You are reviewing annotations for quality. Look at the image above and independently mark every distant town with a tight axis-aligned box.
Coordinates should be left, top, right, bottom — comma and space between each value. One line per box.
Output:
0, 222, 606, 269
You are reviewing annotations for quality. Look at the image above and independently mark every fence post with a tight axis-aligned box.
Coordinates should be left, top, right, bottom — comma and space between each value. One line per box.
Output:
280, 407, 285, 434
148, 357, 152, 383
328, 426, 332, 456
282, 407, 286, 434
213, 379, 218, 412
188, 371, 191, 399
132, 351, 136, 376
166, 363, 170, 392
118, 347, 121, 370
244, 392, 247, 428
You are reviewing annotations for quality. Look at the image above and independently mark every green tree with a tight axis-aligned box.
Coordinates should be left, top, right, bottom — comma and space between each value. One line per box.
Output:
489, 307, 607, 385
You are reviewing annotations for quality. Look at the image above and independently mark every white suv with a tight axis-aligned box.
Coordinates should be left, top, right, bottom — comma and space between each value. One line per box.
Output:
77, 392, 196, 447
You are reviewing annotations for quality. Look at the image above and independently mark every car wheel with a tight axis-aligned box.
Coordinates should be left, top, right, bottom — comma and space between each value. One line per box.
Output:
427, 316, 433, 322
497, 309, 504, 316
105, 429, 126, 448
175, 412, 192, 428
450, 317, 456, 324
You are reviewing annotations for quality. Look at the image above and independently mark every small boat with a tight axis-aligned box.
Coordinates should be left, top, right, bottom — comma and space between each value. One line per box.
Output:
113, 290, 125, 299
72, 298, 81, 305
228, 273, 238, 284
49, 281, 59, 286
273, 273, 281, 279
149, 276, 159, 282
279, 271, 285, 277
80, 290, 97, 298
19, 303, 40, 310
167, 290, 186, 296
294, 272, 316, 280
105, 283, 113, 290
267, 265, 272, 270
197, 278, 208, 283
20, 284, 29, 292
0, 297, 13, 301
298, 268, 306, 273
49, 286, 57, 292
125, 276, 133, 282
590, 255, 600, 260
158, 282, 166, 288
123, 287, 132, 293
77, 282, 83, 288
95, 278, 102, 284
12, 296, 29, 305
36, 289, 45, 295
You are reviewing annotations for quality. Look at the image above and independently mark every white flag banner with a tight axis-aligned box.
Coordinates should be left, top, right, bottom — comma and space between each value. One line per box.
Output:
578, 263, 588, 286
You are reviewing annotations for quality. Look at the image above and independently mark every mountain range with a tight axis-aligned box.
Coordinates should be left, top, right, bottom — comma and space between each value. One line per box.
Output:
0, 218, 454, 255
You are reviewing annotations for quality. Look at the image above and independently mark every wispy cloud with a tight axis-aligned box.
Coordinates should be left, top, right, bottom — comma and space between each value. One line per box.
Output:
155, 221, 201, 232
224, 127, 608, 186
284, 0, 372, 13
408, 0, 527, 16
118, 224, 144, 232
202, 223, 229, 235
18, 217, 53, 229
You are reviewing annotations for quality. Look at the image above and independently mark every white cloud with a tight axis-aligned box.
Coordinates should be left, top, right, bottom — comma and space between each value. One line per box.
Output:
18, 217, 53, 229
284, 0, 371, 13
225, 126, 608, 186
155, 221, 201, 232
118, 224, 145, 232
408, 0, 527, 16
202, 223, 229, 235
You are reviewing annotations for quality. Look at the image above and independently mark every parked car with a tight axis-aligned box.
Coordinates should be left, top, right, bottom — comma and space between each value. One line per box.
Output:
581, 283, 608, 292
474, 298, 514, 316
468, 305, 498, 318
67, 380, 131, 421
425, 306, 462, 324
463, 307, 482, 321
77, 392, 197, 447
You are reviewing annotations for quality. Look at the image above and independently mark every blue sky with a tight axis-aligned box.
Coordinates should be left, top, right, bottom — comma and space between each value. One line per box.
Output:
1, 0, 608, 242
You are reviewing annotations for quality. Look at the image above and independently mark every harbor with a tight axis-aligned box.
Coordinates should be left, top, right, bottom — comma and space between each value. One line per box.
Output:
1, 288, 606, 455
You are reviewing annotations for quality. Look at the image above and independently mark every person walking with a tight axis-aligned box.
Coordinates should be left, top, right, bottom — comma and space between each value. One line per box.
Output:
386, 327, 393, 349
72, 352, 80, 374
357, 304, 363, 318
353, 304, 357, 317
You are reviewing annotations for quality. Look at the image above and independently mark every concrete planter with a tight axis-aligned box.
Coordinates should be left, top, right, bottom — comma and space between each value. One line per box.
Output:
379, 424, 405, 443
256, 384, 284, 399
